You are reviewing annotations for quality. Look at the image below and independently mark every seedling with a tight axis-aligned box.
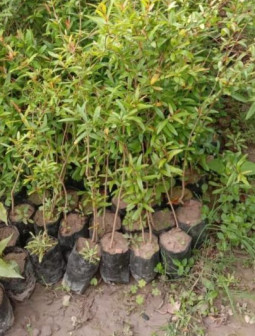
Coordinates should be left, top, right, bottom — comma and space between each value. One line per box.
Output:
14, 205, 33, 225
79, 241, 100, 265
26, 232, 57, 263
90, 278, 98, 286
135, 295, 144, 305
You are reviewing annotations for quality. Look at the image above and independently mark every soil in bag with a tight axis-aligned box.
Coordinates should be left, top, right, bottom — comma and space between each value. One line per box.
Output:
27, 190, 51, 207
0, 223, 20, 248
168, 186, 193, 206
121, 212, 148, 235
184, 168, 206, 197
89, 210, 121, 241
1, 247, 36, 301
151, 208, 176, 236
100, 232, 130, 284
34, 208, 61, 237
29, 238, 65, 285
62, 237, 100, 294
0, 284, 14, 335
130, 232, 159, 283
111, 195, 128, 218
58, 212, 89, 251
176, 199, 207, 248
159, 228, 192, 278
62, 188, 80, 212
9, 203, 35, 246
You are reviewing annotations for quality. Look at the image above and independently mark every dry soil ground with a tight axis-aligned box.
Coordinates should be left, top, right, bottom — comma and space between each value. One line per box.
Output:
6, 259, 255, 336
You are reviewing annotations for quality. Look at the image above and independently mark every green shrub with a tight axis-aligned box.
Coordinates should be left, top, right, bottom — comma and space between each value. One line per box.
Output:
0, 1, 254, 237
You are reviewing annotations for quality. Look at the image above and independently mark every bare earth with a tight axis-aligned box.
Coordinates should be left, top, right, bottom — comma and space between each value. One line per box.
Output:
6, 281, 170, 336
6, 256, 255, 336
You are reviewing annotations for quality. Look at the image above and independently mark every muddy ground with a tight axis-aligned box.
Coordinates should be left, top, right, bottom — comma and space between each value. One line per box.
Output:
6, 259, 255, 336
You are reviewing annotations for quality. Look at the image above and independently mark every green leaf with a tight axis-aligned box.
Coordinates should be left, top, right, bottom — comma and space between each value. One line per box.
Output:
207, 158, 225, 175
0, 259, 23, 278
245, 102, 255, 120
241, 161, 255, 175
136, 294, 144, 305
85, 15, 106, 26
231, 92, 248, 103
0, 235, 12, 256
167, 149, 183, 161
156, 120, 168, 134
0, 202, 7, 225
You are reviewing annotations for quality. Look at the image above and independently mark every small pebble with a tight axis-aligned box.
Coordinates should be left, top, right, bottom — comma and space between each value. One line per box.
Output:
62, 295, 71, 307
141, 313, 150, 321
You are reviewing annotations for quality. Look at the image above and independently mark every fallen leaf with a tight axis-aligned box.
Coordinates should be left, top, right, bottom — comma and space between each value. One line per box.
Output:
62, 295, 71, 307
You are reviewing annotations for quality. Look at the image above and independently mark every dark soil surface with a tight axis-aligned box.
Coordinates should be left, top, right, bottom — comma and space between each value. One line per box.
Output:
76, 237, 99, 254
100, 232, 128, 254
34, 209, 59, 227
9, 204, 34, 223
176, 199, 202, 227
60, 213, 87, 236
131, 233, 159, 259
151, 209, 175, 233
112, 196, 128, 210
90, 211, 121, 240
159, 228, 192, 253
0, 225, 19, 247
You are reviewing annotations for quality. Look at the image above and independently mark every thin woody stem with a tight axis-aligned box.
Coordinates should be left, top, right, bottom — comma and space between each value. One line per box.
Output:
42, 192, 47, 235
102, 154, 109, 230
11, 163, 23, 214
140, 215, 145, 243
110, 151, 126, 248
162, 177, 179, 228
146, 211, 152, 243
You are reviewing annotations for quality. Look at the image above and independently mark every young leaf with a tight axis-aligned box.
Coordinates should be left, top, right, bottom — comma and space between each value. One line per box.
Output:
0, 235, 12, 256
0, 259, 23, 278
245, 102, 255, 120
0, 202, 7, 225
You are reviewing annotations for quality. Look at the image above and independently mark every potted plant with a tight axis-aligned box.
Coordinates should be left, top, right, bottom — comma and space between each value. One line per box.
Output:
176, 199, 207, 248
129, 232, 160, 283
0, 235, 23, 334
0, 284, 14, 334
63, 237, 100, 294
122, 211, 148, 235
151, 208, 176, 236
0, 223, 20, 248
9, 203, 35, 246
58, 211, 89, 251
33, 198, 61, 237
159, 228, 192, 278
26, 232, 65, 285
1, 245, 36, 302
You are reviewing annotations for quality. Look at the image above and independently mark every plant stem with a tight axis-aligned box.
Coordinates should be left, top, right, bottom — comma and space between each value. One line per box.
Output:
102, 154, 109, 230
140, 215, 145, 243
42, 191, 47, 235
162, 177, 179, 228
11, 163, 23, 215
179, 157, 187, 204
146, 211, 152, 243
110, 151, 126, 248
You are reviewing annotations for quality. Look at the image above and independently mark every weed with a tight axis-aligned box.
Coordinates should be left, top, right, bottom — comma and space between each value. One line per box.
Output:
79, 241, 100, 265
25, 232, 57, 263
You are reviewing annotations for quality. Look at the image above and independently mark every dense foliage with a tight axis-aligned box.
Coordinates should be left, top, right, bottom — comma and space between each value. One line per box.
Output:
0, 0, 255, 231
